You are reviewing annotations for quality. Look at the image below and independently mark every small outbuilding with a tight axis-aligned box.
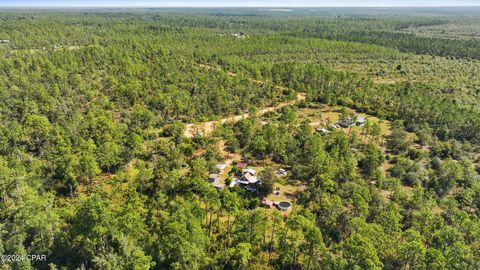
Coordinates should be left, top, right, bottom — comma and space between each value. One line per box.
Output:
337, 117, 354, 128
214, 183, 225, 190
232, 33, 247, 39
261, 198, 274, 208
356, 117, 366, 126
276, 168, 287, 176
229, 179, 237, 188
208, 173, 219, 182
316, 128, 331, 134
216, 164, 227, 171
236, 163, 248, 169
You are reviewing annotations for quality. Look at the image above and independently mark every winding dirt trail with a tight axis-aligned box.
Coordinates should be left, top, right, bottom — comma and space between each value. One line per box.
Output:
184, 63, 306, 138
184, 92, 306, 138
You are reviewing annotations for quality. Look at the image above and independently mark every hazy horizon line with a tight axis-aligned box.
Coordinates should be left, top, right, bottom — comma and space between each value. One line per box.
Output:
1, 5, 480, 8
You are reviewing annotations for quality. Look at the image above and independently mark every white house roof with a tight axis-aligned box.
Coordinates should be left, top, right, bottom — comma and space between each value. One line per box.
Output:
214, 183, 225, 189
317, 128, 330, 133
277, 169, 287, 176
237, 179, 250, 185
243, 168, 256, 175
244, 173, 258, 184
216, 164, 227, 171
209, 173, 219, 179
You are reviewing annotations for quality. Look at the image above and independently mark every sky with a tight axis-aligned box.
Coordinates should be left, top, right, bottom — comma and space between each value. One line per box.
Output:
1, 0, 480, 7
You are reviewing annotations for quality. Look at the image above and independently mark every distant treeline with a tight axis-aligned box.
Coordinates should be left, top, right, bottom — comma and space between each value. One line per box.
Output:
298, 30, 480, 60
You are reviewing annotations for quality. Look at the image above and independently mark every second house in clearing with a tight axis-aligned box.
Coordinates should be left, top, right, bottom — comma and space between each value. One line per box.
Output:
230, 166, 260, 191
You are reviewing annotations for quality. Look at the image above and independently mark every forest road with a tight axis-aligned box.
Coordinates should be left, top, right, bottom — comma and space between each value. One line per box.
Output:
184, 92, 306, 138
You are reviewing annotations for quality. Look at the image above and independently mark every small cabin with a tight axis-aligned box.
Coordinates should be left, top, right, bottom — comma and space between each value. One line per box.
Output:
337, 117, 354, 128
229, 179, 237, 188
208, 173, 219, 183
276, 168, 287, 176
315, 128, 331, 134
261, 198, 274, 208
232, 33, 247, 39
214, 183, 225, 190
238, 173, 258, 185
236, 163, 248, 170
216, 164, 227, 171
356, 117, 366, 126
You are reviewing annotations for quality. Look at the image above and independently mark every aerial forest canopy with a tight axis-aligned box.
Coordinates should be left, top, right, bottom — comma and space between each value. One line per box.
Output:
0, 7, 479, 270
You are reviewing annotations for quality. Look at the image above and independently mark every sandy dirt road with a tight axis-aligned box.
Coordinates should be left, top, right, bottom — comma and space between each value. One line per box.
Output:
184, 63, 306, 138
184, 93, 306, 138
